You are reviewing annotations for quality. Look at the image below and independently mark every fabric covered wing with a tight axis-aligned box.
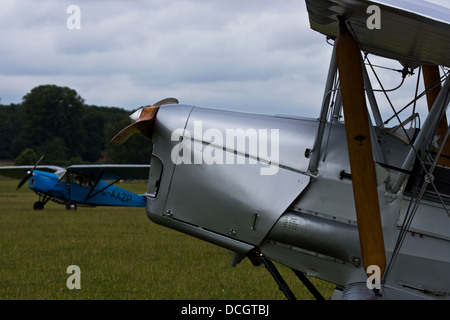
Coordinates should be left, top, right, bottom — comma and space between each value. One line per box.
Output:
305, 0, 450, 67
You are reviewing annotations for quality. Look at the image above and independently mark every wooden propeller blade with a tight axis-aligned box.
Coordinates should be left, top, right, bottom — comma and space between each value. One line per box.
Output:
110, 98, 178, 146
110, 106, 159, 146
336, 21, 386, 278
152, 97, 179, 107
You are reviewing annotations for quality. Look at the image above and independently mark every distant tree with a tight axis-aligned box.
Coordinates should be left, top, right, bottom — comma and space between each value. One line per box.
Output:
0, 104, 21, 159
80, 107, 105, 162
14, 148, 39, 165
39, 137, 70, 165
103, 117, 153, 164
17, 85, 84, 161
4, 85, 151, 164
65, 156, 84, 166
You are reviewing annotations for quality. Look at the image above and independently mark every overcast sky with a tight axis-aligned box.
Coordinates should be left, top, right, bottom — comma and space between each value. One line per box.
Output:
0, 0, 447, 120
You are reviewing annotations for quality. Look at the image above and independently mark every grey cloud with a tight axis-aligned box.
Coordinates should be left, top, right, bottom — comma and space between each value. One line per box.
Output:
0, 0, 333, 117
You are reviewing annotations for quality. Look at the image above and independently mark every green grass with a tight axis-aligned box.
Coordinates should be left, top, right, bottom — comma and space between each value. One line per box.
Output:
0, 178, 334, 300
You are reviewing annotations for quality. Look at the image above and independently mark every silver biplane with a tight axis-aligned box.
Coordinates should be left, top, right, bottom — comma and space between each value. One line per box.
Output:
112, 0, 450, 299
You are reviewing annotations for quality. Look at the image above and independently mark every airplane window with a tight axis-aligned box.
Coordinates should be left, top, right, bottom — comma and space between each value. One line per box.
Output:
67, 173, 92, 187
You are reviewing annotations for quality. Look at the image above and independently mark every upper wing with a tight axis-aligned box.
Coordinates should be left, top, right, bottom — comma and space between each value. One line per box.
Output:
0, 166, 66, 179
66, 164, 151, 181
305, 0, 450, 67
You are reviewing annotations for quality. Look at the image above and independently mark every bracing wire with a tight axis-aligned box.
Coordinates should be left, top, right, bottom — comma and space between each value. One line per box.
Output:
346, 19, 450, 291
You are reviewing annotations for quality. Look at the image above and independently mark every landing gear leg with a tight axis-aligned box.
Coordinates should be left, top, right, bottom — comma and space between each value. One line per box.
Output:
65, 201, 77, 210
248, 250, 296, 300
33, 194, 51, 210
260, 254, 297, 300
248, 250, 325, 300
291, 268, 325, 300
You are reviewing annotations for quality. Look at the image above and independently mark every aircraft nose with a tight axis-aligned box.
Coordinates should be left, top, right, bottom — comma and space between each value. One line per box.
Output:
16, 155, 44, 190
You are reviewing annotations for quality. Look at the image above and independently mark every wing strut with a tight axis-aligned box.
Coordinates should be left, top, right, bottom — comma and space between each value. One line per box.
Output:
83, 172, 121, 202
336, 19, 386, 291
422, 65, 450, 167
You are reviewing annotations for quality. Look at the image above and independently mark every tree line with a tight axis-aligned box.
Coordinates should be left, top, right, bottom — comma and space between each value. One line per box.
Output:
0, 85, 152, 166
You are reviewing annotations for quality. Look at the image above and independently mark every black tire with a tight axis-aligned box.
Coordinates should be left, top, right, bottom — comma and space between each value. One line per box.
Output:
66, 202, 77, 210
33, 201, 44, 210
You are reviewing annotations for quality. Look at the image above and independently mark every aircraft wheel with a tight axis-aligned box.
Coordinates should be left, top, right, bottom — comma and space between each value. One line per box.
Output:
33, 201, 44, 210
66, 202, 77, 210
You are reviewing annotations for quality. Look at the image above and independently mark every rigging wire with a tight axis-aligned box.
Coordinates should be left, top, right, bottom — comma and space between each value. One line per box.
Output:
346, 20, 450, 292
381, 75, 450, 288
382, 121, 450, 287
365, 57, 417, 149
383, 70, 449, 125
365, 61, 412, 92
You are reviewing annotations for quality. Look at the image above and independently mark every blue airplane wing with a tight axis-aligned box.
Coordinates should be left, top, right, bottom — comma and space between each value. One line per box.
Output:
0, 166, 66, 179
66, 164, 150, 181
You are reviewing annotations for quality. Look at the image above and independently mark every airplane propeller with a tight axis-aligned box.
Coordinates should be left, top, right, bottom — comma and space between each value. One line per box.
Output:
16, 155, 45, 190
110, 98, 179, 146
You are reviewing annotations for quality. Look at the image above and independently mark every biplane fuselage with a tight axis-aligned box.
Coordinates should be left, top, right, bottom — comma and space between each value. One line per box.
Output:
142, 104, 449, 300
95, 0, 450, 299
108, 0, 450, 299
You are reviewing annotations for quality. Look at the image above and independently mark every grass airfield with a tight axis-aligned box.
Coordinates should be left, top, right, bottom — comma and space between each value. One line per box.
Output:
0, 177, 334, 300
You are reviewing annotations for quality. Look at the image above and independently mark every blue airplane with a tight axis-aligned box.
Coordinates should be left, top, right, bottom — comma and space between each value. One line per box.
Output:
0, 157, 149, 210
